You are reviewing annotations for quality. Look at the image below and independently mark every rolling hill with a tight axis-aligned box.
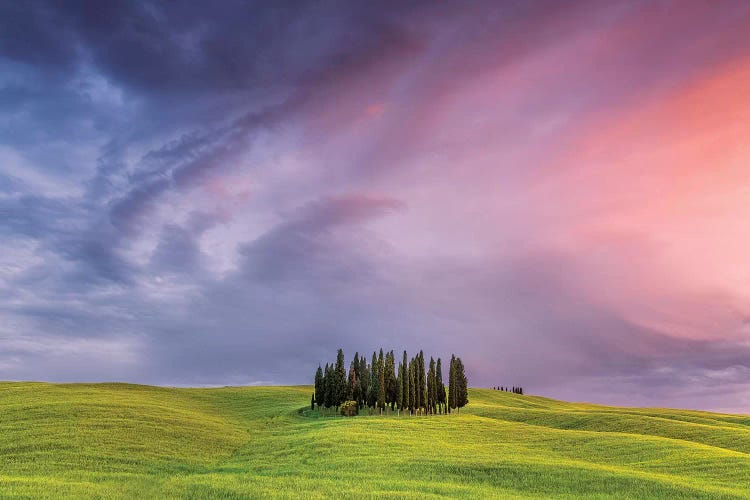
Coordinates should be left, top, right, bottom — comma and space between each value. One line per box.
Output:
0, 382, 748, 498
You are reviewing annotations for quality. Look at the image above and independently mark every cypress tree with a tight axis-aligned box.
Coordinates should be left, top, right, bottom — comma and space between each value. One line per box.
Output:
448, 355, 456, 412
324, 363, 334, 408
436, 358, 445, 414
454, 356, 468, 411
314, 365, 324, 407
348, 363, 357, 401
352, 352, 360, 403
408, 358, 415, 413
425, 358, 435, 413
368, 352, 378, 408
388, 351, 401, 410
415, 352, 420, 411
417, 351, 426, 412
387, 350, 397, 410
378, 350, 386, 412
396, 362, 403, 410
334, 349, 346, 409
359, 355, 369, 408
311, 392, 315, 410
401, 351, 409, 412
427, 357, 436, 414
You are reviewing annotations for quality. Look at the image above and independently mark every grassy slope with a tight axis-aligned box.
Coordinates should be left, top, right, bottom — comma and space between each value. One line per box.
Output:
0, 383, 749, 498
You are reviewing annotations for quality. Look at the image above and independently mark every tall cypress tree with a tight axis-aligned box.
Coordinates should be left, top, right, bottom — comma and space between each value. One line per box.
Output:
359, 355, 369, 408
417, 351, 426, 412
334, 349, 346, 408
383, 350, 391, 408
427, 357, 436, 414
347, 363, 357, 401
409, 358, 417, 414
448, 355, 456, 412
387, 350, 397, 410
454, 356, 469, 411
401, 351, 409, 412
368, 352, 378, 408
314, 365, 324, 408
352, 352, 360, 403
377, 349, 386, 411
324, 363, 334, 408
436, 358, 445, 414
396, 362, 404, 410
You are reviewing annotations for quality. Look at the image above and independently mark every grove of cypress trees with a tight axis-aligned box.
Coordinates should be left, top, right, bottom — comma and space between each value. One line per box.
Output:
314, 348, 469, 417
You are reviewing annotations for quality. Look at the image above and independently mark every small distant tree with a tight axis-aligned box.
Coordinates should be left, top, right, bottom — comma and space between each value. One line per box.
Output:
311, 392, 315, 410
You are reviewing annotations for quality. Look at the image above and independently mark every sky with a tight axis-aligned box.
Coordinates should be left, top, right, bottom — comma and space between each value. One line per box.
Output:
1, 0, 750, 413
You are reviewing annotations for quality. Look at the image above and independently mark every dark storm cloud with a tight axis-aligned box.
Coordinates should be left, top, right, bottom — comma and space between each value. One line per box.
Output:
0, 0, 432, 381
0, 0, 429, 280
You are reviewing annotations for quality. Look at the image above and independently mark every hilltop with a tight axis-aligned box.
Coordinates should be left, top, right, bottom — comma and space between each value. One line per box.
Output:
0, 383, 749, 498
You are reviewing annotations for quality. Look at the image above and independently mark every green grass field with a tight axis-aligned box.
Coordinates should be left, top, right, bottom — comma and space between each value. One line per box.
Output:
0, 383, 749, 498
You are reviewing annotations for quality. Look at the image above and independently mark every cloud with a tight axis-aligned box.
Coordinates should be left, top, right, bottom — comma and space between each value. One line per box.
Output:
1, 0, 750, 412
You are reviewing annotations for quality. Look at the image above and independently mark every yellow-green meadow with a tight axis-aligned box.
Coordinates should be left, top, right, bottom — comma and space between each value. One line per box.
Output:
1, 382, 748, 498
